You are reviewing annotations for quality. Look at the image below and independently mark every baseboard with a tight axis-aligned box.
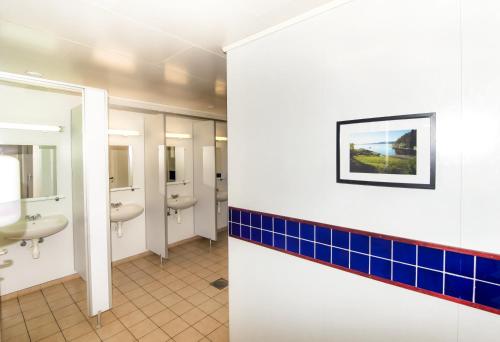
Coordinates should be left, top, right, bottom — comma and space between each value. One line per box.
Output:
1, 273, 81, 302
168, 226, 228, 248
112, 250, 154, 266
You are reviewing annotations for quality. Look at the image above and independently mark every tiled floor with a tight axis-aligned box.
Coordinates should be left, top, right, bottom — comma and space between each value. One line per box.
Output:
1, 231, 229, 342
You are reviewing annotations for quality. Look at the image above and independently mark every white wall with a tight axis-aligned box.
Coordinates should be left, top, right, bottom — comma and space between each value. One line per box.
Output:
227, 0, 500, 341
109, 109, 146, 261
165, 116, 196, 244
0, 82, 81, 295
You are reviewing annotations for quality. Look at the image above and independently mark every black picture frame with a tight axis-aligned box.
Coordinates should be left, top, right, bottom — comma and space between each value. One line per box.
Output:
336, 113, 436, 189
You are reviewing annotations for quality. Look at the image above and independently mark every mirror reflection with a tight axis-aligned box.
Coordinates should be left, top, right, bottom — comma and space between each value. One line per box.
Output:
0, 144, 57, 199
166, 146, 185, 182
109, 145, 133, 189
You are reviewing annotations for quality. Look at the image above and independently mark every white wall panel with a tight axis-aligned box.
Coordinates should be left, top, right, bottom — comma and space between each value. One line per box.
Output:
82, 87, 111, 316
227, 0, 499, 340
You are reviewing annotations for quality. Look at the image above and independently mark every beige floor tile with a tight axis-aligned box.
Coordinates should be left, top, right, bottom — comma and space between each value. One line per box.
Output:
124, 287, 147, 300
197, 299, 222, 315
160, 293, 183, 307
95, 320, 126, 340
176, 286, 198, 299
1, 312, 24, 329
210, 306, 228, 324
161, 317, 189, 338
1, 299, 21, 318
4, 322, 28, 340
150, 308, 177, 326
38, 332, 66, 342
143, 281, 163, 293
57, 311, 86, 330
167, 280, 188, 292
139, 328, 170, 342
111, 301, 137, 318
120, 309, 147, 327
71, 331, 101, 342
28, 321, 60, 341
62, 320, 93, 340
181, 308, 206, 325
129, 318, 157, 339
52, 303, 81, 320
47, 295, 74, 311
193, 316, 221, 336
200, 287, 220, 298
103, 329, 136, 342
170, 300, 195, 316
151, 286, 173, 300
186, 292, 210, 306
132, 294, 156, 308
173, 327, 204, 342
212, 292, 228, 305
207, 325, 229, 342
142, 300, 166, 317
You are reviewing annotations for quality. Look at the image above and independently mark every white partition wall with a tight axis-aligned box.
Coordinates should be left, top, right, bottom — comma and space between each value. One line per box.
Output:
144, 114, 167, 258
82, 88, 111, 316
193, 120, 217, 240
71, 106, 86, 280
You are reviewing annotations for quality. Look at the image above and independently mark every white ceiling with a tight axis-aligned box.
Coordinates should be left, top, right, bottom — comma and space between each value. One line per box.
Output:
0, 0, 333, 115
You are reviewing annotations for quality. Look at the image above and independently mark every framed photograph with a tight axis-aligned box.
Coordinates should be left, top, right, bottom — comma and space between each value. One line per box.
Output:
336, 113, 436, 189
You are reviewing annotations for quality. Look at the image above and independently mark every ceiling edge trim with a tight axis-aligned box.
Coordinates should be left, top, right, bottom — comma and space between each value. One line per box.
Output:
222, 0, 355, 53
109, 96, 227, 121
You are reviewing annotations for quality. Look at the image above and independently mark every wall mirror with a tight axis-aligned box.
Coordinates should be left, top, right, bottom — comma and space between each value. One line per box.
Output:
0, 144, 57, 199
109, 145, 133, 189
166, 146, 185, 182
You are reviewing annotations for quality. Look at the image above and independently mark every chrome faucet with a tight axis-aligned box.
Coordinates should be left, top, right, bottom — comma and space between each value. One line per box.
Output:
110, 202, 123, 208
25, 214, 42, 221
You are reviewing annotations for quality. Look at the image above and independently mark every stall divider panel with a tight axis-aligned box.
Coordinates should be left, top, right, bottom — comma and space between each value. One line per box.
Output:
193, 120, 217, 240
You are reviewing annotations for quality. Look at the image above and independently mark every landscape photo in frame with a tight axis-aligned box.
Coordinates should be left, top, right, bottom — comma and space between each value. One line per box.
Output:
337, 113, 435, 189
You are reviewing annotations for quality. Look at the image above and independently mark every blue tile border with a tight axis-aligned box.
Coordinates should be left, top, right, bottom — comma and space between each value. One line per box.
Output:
229, 207, 500, 315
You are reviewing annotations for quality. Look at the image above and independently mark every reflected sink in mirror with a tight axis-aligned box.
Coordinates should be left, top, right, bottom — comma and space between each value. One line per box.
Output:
167, 196, 197, 224
216, 191, 228, 202
110, 203, 144, 238
2, 214, 68, 259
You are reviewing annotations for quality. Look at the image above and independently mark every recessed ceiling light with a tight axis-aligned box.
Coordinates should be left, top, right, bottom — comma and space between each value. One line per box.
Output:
26, 71, 43, 78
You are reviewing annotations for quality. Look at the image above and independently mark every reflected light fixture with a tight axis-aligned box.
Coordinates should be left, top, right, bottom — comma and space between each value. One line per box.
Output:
0, 122, 62, 132
165, 132, 191, 139
108, 129, 141, 136
216, 136, 228, 141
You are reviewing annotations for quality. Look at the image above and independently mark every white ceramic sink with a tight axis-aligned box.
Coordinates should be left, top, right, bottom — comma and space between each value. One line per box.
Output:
110, 203, 144, 238
110, 203, 144, 223
167, 196, 197, 210
167, 196, 197, 224
216, 191, 228, 202
2, 215, 68, 259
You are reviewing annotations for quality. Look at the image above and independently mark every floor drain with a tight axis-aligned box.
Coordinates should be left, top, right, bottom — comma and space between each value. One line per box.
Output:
210, 278, 228, 290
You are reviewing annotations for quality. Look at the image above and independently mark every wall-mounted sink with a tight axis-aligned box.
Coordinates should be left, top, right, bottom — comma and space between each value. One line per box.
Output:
2, 214, 68, 259
167, 196, 197, 223
110, 203, 144, 238
167, 196, 197, 210
216, 190, 228, 214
